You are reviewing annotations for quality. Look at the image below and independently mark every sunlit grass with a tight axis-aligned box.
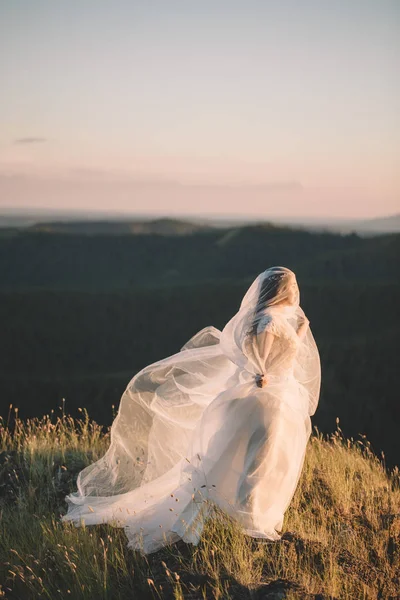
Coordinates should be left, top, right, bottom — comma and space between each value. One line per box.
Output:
1, 406, 399, 599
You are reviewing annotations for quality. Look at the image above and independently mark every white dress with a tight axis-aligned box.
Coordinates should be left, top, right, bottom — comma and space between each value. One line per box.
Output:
63, 307, 315, 554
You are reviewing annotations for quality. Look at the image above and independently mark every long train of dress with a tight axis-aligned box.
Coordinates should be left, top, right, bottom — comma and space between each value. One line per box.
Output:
63, 308, 316, 555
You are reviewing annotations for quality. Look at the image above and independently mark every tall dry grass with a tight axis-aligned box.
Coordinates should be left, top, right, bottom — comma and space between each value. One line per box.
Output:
0, 406, 399, 599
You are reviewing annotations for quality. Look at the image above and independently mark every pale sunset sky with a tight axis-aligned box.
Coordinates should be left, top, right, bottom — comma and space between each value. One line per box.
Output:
0, 0, 398, 220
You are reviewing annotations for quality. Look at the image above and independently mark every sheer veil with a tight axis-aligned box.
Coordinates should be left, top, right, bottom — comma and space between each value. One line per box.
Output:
67, 267, 321, 505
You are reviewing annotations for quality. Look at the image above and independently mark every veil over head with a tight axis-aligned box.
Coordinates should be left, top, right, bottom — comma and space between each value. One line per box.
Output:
70, 267, 321, 502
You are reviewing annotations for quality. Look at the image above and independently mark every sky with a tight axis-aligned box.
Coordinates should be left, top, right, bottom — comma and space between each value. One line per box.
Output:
0, 0, 399, 220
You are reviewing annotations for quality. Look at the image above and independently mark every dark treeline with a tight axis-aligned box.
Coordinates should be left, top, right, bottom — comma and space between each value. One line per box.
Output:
0, 224, 398, 290
0, 224, 398, 465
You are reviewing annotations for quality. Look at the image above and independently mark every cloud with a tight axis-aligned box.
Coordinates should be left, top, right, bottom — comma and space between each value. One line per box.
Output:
14, 137, 47, 144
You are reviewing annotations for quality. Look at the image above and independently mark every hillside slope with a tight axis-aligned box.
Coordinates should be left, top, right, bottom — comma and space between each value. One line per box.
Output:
0, 411, 399, 599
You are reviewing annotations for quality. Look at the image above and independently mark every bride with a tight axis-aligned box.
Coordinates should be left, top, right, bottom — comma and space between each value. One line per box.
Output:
62, 266, 321, 554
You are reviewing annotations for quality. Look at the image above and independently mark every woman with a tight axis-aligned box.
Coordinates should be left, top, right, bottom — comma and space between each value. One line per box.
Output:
62, 266, 321, 554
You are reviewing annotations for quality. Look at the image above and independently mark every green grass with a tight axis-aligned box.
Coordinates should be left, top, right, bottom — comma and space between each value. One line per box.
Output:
0, 408, 399, 599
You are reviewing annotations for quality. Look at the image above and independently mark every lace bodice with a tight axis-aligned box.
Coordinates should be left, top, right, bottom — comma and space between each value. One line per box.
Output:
244, 310, 300, 379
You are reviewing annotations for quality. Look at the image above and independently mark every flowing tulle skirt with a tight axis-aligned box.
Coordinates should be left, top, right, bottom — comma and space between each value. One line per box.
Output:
63, 374, 311, 555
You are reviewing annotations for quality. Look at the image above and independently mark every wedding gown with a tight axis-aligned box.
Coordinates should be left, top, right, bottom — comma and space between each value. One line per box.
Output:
62, 268, 321, 554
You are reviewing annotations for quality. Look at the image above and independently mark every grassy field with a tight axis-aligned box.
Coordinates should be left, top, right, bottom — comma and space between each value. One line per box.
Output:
0, 407, 399, 599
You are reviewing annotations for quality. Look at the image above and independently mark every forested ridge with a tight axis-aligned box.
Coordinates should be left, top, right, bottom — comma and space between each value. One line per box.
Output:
1, 223, 398, 290
0, 221, 398, 466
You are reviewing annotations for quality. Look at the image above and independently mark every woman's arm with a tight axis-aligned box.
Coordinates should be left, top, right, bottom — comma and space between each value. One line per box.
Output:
297, 315, 310, 341
255, 330, 275, 388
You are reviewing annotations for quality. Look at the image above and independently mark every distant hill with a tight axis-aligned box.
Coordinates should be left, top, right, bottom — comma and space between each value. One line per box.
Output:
297, 213, 400, 236
1, 208, 399, 236
26, 217, 214, 236
352, 212, 400, 233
